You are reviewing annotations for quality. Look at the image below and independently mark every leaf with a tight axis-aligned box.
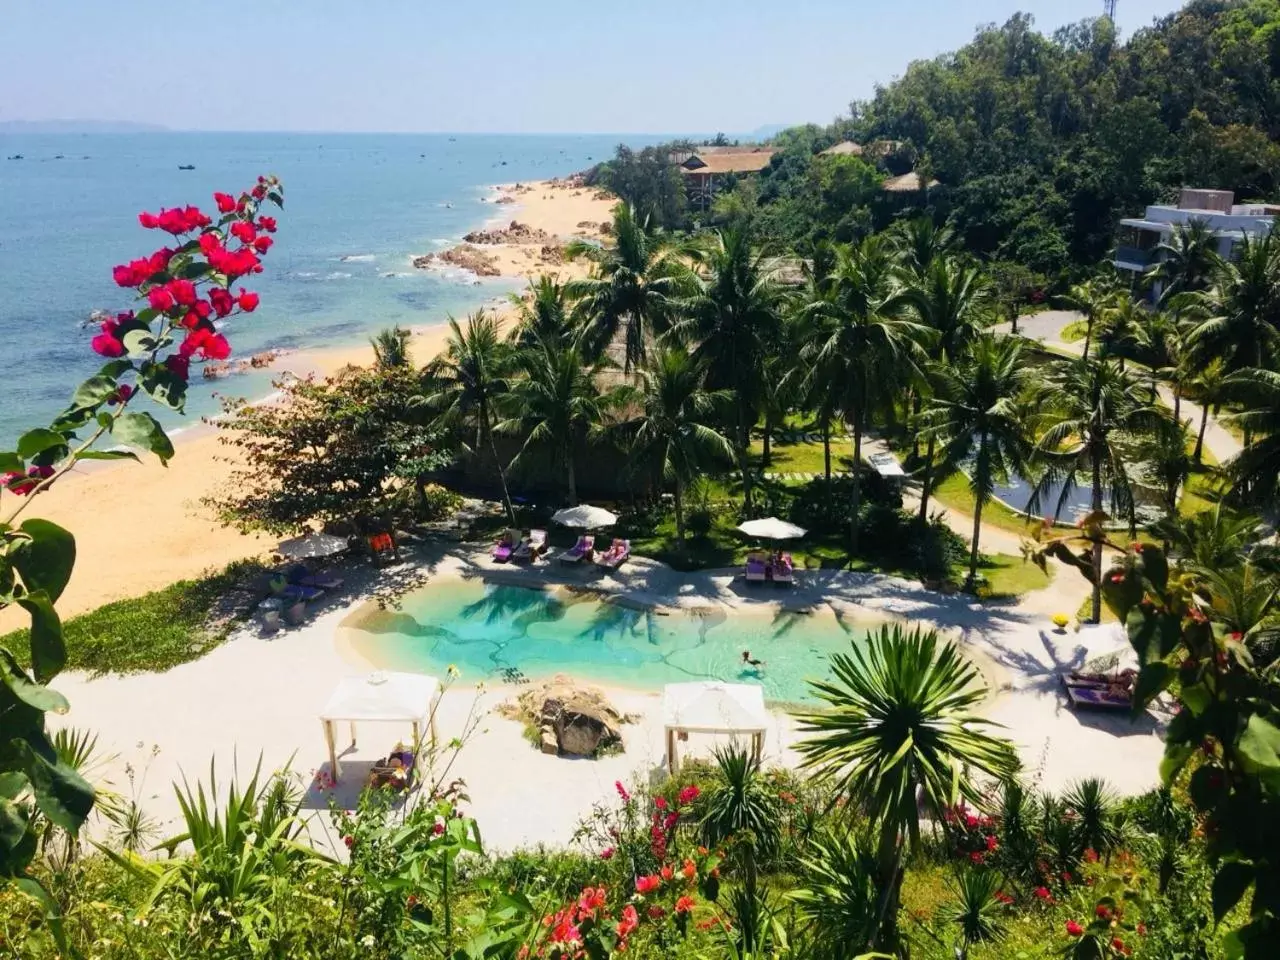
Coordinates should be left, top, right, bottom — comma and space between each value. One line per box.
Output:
1212, 860, 1254, 924
0, 773, 27, 799
178, 261, 211, 279
140, 365, 187, 412
97, 359, 134, 380
16, 591, 64, 683
1159, 743, 1195, 786
1236, 713, 1280, 775
0, 648, 69, 714
0, 452, 23, 473
12, 519, 76, 603
12, 876, 71, 954
16, 428, 65, 460
14, 739, 95, 833
122, 328, 158, 357
78, 450, 139, 462
1132, 662, 1172, 708
0, 798, 31, 855
110, 412, 174, 464
70, 374, 121, 410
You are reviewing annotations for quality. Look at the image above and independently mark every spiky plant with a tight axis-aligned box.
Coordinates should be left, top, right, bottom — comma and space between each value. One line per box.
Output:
699, 744, 783, 869
788, 828, 880, 960
939, 868, 1009, 959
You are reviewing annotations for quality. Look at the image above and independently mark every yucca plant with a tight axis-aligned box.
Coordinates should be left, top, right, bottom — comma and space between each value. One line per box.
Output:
699, 744, 783, 871
1063, 778, 1123, 861
788, 828, 880, 960
938, 868, 1009, 959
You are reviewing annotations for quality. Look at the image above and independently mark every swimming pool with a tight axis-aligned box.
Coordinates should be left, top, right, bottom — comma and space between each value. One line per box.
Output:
340, 578, 877, 703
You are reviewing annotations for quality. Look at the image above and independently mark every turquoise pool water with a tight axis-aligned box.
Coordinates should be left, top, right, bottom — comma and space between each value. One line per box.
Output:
341, 579, 876, 703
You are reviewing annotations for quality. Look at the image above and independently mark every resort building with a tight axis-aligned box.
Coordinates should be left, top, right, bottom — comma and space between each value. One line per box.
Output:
819, 140, 864, 157
1113, 188, 1279, 296
679, 147, 776, 210
880, 170, 940, 194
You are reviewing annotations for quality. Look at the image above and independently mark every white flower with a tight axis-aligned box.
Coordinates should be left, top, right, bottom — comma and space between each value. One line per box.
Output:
361, 934, 377, 948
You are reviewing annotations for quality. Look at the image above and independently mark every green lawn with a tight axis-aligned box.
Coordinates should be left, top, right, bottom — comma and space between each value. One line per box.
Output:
748, 435, 852, 476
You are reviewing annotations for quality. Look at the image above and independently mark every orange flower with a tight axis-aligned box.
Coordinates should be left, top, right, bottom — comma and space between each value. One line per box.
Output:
675, 895, 696, 914
682, 858, 696, 880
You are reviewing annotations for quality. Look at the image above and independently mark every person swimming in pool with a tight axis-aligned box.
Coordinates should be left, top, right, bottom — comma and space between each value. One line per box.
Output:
741, 650, 764, 668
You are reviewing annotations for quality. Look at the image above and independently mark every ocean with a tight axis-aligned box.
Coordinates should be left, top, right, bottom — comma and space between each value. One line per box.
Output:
0, 132, 647, 445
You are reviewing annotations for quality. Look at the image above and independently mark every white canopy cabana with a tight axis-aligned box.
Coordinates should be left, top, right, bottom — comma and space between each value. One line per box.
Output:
661, 681, 769, 774
319, 671, 440, 781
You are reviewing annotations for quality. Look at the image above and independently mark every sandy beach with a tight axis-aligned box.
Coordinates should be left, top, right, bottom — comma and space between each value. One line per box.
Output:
0, 179, 615, 630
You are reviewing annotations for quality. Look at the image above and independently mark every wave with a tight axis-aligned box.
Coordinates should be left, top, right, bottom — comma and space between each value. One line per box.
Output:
337, 254, 376, 262
322, 271, 352, 280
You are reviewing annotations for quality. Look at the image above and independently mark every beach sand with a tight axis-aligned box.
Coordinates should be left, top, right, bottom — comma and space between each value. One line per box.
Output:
0, 179, 615, 630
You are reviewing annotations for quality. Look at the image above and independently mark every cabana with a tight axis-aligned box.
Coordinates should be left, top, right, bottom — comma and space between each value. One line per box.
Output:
319, 671, 440, 781
661, 681, 769, 774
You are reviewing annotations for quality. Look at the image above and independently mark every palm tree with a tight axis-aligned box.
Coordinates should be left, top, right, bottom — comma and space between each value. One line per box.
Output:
699, 745, 782, 880
508, 276, 578, 353
1187, 231, 1280, 378
1199, 562, 1280, 663
1224, 367, 1280, 504
1150, 219, 1221, 304
1029, 356, 1169, 621
903, 258, 991, 522
922, 336, 1033, 589
1061, 778, 1123, 860
564, 203, 691, 372
1138, 419, 1193, 520
625, 348, 733, 545
890, 215, 958, 278
671, 227, 783, 513
498, 338, 612, 505
1187, 357, 1229, 463
1150, 502, 1262, 571
938, 870, 1009, 960
793, 625, 1018, 951
1095, 296, 1146, 371
789, 829, 881, 960
797, 237, 929, 548
370, 325, 412, 370
423, 311, 516, 523
1060, 277, 1121, 361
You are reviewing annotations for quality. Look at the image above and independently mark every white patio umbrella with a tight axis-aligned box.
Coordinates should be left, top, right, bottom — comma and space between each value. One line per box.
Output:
551, 505, 618, 529
276, 532, 349, 560
736, 517, 807, 540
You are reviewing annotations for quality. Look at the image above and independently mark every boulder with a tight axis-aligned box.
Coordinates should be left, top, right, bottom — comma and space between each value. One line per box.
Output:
500, 675, 627, 758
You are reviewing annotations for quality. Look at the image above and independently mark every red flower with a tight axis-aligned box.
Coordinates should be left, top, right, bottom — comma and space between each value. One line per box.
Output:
646, 905, 665, 920
635, 874, 660, 895
1137, 923, 1146, 936
3, 472, 37, 496
663, 810, 680, 832
1033, 886, 1053, 902
674, 895, 695, 914
1062, 871, 1073, 884
678, 785, 700, 805
107, 384, 135, 405
343, 835, 354, 849
599, 846, 614, 860
577, 886, 606, 917
231, 220, 257, 244
994, 890, 1014, 905
252, 183, 266, 199
214, 192, 237, 213
969, 851, 984, 865
209, 287, 235, 317
1066, 920, 1084, 937
1096, 904, 1112, 919
964, 813, 979, 830
168, 278, 197, 307
258, 215, 277, 232
1112, 937, 1128, 955
165, 355, 190, 381
660, 865, 673, 882
92, 332, 125, 357
138, 211, 160, 229
615, 780, 630, 802
1109, 573, 1125, 584
253, 235, 273, 254
654, 796, 668, 811
148, 287, 175, 312
432, 821, 445, 836
1084, 848, 1099, 863
199, 232, 225, 258
985, 835, 999, 851
616, 904, 638, 939
682, 858, 696, 880
157, 208, 190, 234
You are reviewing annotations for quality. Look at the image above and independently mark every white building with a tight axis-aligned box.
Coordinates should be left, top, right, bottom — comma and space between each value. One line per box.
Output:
1113, 188, 1279, 296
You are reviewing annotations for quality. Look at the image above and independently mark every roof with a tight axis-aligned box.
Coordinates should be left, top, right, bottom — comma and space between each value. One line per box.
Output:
881, 171, 940, 193
680, 150, 775, 175
320, 671, 441, 724
820, 140, 863, 156
662, 681, 769, 734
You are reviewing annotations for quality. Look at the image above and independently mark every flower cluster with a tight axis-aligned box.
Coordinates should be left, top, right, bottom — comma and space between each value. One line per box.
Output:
649, 785, 699, 860
1063, 896, 1145, 957
943, 803, 998, 865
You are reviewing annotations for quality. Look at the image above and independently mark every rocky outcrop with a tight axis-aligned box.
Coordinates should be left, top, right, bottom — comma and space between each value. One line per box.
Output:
463, 221, 555, 245
500, 675, 628, 758
411, 245, 502, 277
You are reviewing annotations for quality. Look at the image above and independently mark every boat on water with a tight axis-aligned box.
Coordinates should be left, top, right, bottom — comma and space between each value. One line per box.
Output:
178, 164, 195, 170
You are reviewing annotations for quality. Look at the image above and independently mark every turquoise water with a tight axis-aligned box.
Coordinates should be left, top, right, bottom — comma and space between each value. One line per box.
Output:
0, 132, 657, 444
343, 580, 874, 703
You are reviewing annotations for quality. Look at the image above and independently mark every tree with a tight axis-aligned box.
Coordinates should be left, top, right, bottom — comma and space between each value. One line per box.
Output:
210, 365, 452, 534
1187, 357, 1229, 464
890, 215, 958, 278
508, 276, 579, 354
1095, 295, 1146, 371
1150, 219, 1220, 303
1060, 278, 1121, 362
565, 203, 691, 372
593, 143, 686, 229
369, 325, 412, 370
423, 311, 516, 524
1029, 356, 1169, 621
789, 829, 881, 960
623, 348, 733, 546
1188, 232, 1280, 380
498, 338, 613, 505
1225, 367, 1280, 505
922, 336, 1033, 589
1138, 418, 1193, 520
1150, 502, 1264, 572
797, 236, 929, 548
672, 227, 783, 513
698, 745, 782, 881
794, 624, 1018, 952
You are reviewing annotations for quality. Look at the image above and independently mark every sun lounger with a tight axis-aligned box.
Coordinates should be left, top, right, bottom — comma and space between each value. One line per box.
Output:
284, 564, 344, 591
279, 583, 325, 603
772, 552, 794, 585
558, 535, 595, 564
492, 528, 522, 563
746, 553, 768, 583
1061, 674, 1132, 711
598, 538, 630, 569
513, 528, 548, 561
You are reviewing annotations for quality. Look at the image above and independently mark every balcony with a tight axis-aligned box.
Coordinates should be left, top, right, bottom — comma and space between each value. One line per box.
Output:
1113, 245, 1154, 269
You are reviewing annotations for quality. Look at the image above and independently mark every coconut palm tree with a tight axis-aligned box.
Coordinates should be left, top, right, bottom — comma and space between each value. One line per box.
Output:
1199, 562, 1280, 658
1187, 357, 1229, 464
921, 335, 1034, 589
508, 275, 579, 353
1138, 418, 1193, 520
423, 310, 516, 523
1094, 295, 1146, 371
1150, 219, 1220, 303
1150, 502, 1263, 571
1224, 367, 1280, 504
1060, 277, 1121, 361
797, 236, 929, 549
564, 203, 691, 372
671, 227, 783, 513
1029, 356, 1169, 621
890, 215, 959, 279
1187, 231, 1280, 378
370, 325, 412, 370
793, 624, 1018, 952
498, 338, 612, 506
625, 347, 733, 546
902, 258, 991, 522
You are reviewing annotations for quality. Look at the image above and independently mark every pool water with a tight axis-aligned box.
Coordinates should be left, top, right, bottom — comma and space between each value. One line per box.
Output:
341, 579, 875, 703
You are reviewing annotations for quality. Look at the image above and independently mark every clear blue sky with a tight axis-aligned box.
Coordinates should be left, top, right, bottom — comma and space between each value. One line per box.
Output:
5, 0, 1183, 134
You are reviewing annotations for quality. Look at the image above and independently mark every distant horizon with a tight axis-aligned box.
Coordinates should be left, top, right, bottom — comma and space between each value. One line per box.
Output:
0, 121, 779, 139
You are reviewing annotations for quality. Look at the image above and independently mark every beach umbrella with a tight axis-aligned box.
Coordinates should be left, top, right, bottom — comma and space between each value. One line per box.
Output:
736, 517, 807, 540
276, 532, 350, 560
551, 505, 618, 529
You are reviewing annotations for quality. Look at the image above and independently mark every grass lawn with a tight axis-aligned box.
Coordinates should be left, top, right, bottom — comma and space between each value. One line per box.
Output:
747, 436, 852, 476
0, 559, 268, 675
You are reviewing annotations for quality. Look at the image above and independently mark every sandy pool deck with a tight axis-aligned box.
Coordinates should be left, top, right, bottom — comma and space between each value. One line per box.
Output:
51, 547, 1168, 854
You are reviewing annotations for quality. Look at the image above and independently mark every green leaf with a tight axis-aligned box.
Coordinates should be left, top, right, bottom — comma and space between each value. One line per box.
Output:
122, 328, 158, 357
1132, 662, 1172, 708
1236, 713, 1280, 775
0, 798, 31, 856
16, 591, 64, 684
78, 450, 139, 462
1212, 861, 1254, 924
0, 452, 23, 474
16, 429, 65, 460
13, 519, 76, 603
70, 374, 121, 410
178, 261, 211, 279
110, 412, 174, 464
97, 359, 134, 380
140, 365, 188, 412
0, 773, 27, 799
1159, 743, 1195, 786
0, 648, 69, 714
14, 739, 95, 834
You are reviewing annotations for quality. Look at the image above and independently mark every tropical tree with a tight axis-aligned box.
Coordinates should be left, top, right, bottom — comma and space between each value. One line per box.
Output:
1138, 419, 1193, 520
423, 311, 516, 523
789, 829, 881, 960
370, 325, 412, 370
498, 337, 613, 505
508, 276, 579, 353
672, 227, 783, 513
1188, 231, 1280, 378
1187, 357, 1229, 463
902, 258, 992, 522
1094, 295, 1147, 370
625, 347, 733, 545
797, 236, 929, 548
564, 203, 691, 372
890, 215, 958, 278
1150, 502, 1263, 572
1029, 356, 1169, 621
1224, 367, 1280, 504
1149, 219, 1220, 303
698, 745, 783, 880
1060, 277, 1121, 361
793, 624, 1018, 952
1198, 562, 1280, 654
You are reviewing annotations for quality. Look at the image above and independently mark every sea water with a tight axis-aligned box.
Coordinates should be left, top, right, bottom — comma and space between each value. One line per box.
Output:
0, 132, 650, 444
342, 579, 874, 703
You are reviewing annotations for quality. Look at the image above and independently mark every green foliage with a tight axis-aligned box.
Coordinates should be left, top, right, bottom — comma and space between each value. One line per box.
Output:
698, 746, 783, 868
593, 144, 687, 230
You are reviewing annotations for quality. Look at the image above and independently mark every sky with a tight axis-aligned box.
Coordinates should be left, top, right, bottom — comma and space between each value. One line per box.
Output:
4, 0, 1184, 135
